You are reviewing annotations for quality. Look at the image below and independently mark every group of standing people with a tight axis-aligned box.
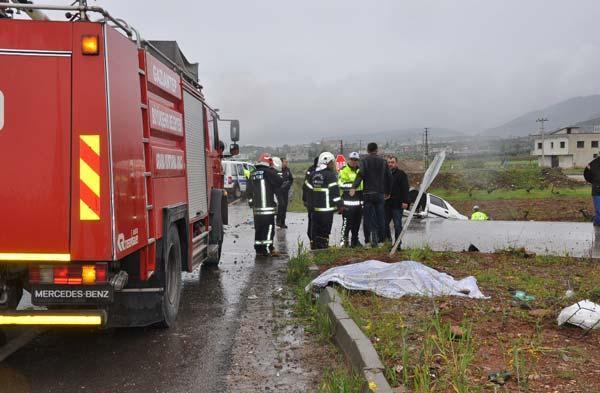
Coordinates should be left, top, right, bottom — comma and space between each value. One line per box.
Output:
246, 142, 411, 256
304, 142, 410, 250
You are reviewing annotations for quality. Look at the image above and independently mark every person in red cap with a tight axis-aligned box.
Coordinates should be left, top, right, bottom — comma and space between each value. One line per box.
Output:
246, 153, 283, 256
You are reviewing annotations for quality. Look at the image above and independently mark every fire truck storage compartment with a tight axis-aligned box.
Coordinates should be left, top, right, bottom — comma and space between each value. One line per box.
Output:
105, 27, 148, 260
0, 49, 72, 255
183, 90, 209, 220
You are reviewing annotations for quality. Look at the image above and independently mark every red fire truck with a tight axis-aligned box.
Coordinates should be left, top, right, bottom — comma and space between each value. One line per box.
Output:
0, 2, 240, 327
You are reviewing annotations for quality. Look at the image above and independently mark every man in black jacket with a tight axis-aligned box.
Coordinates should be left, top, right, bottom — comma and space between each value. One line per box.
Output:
302, 157, 319, 244
350, 143, 391, 247
247, 153, 283, 256
583, 156, 600, 226
385, 156, 410, 242
307, 152, 342, 249
276, 158, 294, 228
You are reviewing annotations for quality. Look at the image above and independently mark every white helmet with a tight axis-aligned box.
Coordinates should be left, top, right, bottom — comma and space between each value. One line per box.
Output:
272, 156, 282, 172
318, 152, 335, 167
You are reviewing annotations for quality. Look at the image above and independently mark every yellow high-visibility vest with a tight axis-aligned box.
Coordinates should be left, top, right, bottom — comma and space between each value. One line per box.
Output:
471, 211, 489, 221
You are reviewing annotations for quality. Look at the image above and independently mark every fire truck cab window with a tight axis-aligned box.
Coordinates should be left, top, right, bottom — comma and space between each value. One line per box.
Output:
205, 108, 217, 149
211, 114, 220, 150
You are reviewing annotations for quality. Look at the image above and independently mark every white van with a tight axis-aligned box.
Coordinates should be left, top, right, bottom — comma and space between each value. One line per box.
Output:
222, 161, 254, 198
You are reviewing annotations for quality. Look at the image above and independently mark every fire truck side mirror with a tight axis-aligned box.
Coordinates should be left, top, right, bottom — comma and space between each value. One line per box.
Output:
230, 143, 240, 156
230, 120, 240, 142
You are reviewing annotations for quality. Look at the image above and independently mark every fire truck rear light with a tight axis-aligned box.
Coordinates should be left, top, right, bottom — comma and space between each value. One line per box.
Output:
68, 266, 82, 285
53, 266, 68, 284
96, 264, 107, 284
39, 266, 53, 284
82, 265, 95, 285
81, 35, 99, 55
29, 266, 41, 284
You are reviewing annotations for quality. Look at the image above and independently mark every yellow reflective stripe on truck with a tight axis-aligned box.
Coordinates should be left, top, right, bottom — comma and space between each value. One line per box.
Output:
0, 253, 71, 262
79, 135, 101, 221
0, 314, 102, 326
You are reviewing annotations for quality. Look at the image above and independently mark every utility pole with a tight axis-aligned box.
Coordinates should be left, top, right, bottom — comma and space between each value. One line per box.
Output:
423, 127, 430, 168
536, 118, 548, 165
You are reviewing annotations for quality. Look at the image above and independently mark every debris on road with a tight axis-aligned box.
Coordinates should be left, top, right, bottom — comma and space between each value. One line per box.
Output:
307, 260, 489, 299
488, 371, 512, 385
557, 300, 600, 330
247, 295, 258, 300
467, 244, 480, 252
510, 289, 536, 302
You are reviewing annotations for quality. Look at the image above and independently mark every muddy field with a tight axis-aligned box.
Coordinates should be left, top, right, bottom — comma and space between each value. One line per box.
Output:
449, 197, 594, 222
310, 247, 600, 392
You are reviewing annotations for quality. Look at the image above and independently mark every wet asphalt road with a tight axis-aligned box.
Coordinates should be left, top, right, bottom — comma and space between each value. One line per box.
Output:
1, 203, 312, 393
2, 203, 599, 392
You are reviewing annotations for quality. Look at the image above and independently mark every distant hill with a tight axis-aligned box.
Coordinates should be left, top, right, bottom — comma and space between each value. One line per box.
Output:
342, 127, 464, 143
483, 95, 600, 137
575, 115, 600, 130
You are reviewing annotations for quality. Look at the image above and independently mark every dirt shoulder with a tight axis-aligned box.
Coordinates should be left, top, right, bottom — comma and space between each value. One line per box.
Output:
225, 255, 333, 392
309, 246, 600, 392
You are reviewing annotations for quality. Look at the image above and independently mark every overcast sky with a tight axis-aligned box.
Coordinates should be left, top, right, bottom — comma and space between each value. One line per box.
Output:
40, 1, 600, 144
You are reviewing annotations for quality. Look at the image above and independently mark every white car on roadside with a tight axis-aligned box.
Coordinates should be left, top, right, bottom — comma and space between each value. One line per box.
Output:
407, 190, 468, 220
222, 161, 254, 199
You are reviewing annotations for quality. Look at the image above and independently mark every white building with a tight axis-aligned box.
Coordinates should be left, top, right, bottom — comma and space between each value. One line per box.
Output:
532, 126, 600, 168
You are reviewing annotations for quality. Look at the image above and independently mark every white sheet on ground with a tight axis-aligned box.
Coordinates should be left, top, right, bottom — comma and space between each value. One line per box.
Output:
307, 260, 488, 299
557, 300, 600, 330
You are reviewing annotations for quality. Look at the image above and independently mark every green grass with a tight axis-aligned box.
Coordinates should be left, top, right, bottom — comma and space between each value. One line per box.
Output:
442, 158, 538, 172
287, 158, 590, 215
298, 246, 600, 391
342, 290, 477, 392
319, 366, 364, 393
288, 162, 311, 213
431, 186, 589, 201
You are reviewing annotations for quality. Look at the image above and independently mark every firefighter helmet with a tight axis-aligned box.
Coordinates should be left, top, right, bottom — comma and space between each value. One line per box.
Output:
258, 152, 273, 166
318, 152, 335, 166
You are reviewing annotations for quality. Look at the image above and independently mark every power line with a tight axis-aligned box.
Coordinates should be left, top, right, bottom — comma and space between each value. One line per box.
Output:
423, 127, 430, 168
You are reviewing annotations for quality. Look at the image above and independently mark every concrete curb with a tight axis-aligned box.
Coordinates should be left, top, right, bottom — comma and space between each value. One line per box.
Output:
318, 287, 397, 393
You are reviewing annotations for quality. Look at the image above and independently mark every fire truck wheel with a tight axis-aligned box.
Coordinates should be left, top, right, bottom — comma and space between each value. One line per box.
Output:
158, 225, 183, 328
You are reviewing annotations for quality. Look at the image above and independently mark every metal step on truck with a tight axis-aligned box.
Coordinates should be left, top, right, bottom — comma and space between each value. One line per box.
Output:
0, 1, 240, 328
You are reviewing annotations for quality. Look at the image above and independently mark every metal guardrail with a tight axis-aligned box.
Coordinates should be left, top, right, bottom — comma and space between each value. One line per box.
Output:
0, 3, 132, 36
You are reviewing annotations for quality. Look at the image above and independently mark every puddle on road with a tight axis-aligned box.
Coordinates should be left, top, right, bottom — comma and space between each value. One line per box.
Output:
402, 219, 600, 258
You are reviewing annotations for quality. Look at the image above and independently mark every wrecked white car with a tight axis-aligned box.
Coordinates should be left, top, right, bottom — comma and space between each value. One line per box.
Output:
407, 190, 468, 220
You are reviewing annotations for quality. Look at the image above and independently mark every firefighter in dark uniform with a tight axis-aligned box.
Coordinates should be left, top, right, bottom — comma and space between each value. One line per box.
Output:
246, 153, 283, 256
302, 156, 319, 245
307, 152, 342, 249
338, 152, 364, 247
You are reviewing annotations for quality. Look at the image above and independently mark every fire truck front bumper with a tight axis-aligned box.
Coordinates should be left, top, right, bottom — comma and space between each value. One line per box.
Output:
0, 310, 106, 326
